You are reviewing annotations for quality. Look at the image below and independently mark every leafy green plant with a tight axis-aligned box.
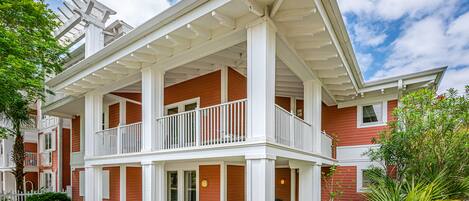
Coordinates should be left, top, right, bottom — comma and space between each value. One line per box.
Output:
27, 192, 70, 201
322, 165, 345, 201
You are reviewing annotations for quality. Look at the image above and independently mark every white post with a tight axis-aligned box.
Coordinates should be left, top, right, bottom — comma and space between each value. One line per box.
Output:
292, 162, 321, 201
303, 80, 322, 153
246, 17, 277, 142
84, 23, 104, 58
120, 165, 127, 201
84, 93, 103, 157
195, 109, 201, 147
85, 166, 103, 201
141, 67, 164, 152
246, 156, 276, 201
220, 161, 226, 201
312, 164, 322, 201
141, 161, 165, 201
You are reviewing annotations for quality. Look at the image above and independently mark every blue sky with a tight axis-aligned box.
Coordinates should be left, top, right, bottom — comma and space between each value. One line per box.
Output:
46, 0, 469, 93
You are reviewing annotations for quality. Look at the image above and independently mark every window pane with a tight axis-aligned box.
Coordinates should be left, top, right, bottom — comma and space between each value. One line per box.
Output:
184, 103, 197, 111
184, 171, 196, 201
362, 104, 381, 123
362, 169, 372, 188
168, 107, 179, 115
167, 171, 178, 201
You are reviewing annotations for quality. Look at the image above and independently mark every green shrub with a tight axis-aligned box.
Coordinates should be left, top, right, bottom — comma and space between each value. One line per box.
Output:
27, 192, 70, 201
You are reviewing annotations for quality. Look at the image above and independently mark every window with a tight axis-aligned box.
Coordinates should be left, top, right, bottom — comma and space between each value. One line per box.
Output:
44, 133, 52, 150
184, 171, 196, 201
102, 170, 110, 199
362, 169, 372, 189
79, 171, 85, 196
43, 172, 53, 190
167, 171, 178, 201
358, 101, 387, 127
164, 98, 199, 115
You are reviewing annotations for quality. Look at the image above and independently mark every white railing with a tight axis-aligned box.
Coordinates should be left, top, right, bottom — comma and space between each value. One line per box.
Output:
24, 152, 37, 167
40, 115, 59, 129
0, 190, 70, 201
321, 131, 333, 158
40, 152, 52, 166
94, 122, 142, 156
274, 105, 311, 151
157, 99, 247, 150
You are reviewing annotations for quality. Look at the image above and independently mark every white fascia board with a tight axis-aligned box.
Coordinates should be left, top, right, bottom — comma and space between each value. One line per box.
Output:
48, 0, 226, 90
337, 93, 397, 108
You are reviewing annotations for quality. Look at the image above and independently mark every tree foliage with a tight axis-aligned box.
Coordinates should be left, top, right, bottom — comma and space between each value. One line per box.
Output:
0, 0, 65, 192
367, 86, 469, 200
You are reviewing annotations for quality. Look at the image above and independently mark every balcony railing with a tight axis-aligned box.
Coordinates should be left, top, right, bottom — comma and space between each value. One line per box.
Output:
24, 152, 37, 167
157, 99, 247, 150
94, 122, 142, 156
40, 115, 59, 129
321, 132, 333, 158
274, 105, 310, 151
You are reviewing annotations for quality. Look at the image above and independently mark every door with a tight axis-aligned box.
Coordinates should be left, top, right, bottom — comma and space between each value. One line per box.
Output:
167, 170, 198, 201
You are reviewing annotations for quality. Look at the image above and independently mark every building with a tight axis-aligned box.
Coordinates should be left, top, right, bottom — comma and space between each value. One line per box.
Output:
38, 0, 448, 200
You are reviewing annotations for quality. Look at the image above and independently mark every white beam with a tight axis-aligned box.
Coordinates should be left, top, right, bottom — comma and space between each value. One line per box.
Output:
165, 34, 190, 48
186, 23, 211, 39
242, 0, 264, 16
212, 11, 235, 29
269, 0, 284, 18
146, 44, 173, 57
274, 7, 317, 22
286, 27, 325, 38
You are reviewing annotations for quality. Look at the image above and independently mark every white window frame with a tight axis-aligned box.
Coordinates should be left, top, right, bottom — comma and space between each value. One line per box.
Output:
165, 163, 199, 201
41, 171, 55, 191
164, 97, 200, 115
357, 101, 387, 128
79, 171, 85, 196
102, 170, 110, 199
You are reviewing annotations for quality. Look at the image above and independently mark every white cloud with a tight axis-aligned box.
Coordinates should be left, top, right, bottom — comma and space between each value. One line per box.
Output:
356, 52, 373, 73
339, 0, 447, 20
352, 24, 387, 47
99, 0, 171, 27
438, 67, 469, 93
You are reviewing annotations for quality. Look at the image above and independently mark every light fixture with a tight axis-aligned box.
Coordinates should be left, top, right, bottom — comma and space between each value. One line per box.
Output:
201, 179, 208, 188
280, 179, 285, 185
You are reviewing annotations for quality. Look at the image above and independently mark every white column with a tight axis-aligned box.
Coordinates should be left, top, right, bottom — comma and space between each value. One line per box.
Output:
220, 162, 227, 201
85, 23, 104, 58
120, 165, 127, 201
142, 161, 165, 201
294, 162, 321, 201
246, 17, 277, 142
84, 93, 103, 157
85, 166, 103, 201
221, 66, 228, 103
119, 100, 127, 125
246, 156, 275, 201
141, 67, 164, 152
303, 80, 322, 153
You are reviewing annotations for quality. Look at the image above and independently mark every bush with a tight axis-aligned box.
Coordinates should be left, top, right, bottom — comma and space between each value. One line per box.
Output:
27, 192, 70, 201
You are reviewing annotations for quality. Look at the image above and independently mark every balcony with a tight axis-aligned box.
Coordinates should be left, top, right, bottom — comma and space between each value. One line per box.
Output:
24, 152, 38, 167
93, 99, 335, 157
40, 151, 52, 166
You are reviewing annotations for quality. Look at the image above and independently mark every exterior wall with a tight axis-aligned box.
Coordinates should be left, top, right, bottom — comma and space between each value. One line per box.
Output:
104, 167, 120, 201
275, 168, 291, 201
126, 102, 141, 124
199, 165, 220, 201
165, 70, 221, 107
24, 172, 38, 191
275, 97, 291, 111
227, 68, 246, 101
227, 165, 244, 201
126, 167, 141, 201
24, 143, 37, 153
62, 128, 71, 190
72, 168, 84, 201
321, 166, 363, 201
72, 116, 80, 153
322, 100, 397, 146
108, 103, 120, 128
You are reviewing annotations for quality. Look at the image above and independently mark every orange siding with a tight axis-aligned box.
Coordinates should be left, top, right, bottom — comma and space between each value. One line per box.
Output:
275, 168, 291, 201
126, 167, 141, 201
126, 102, 141, 124
321, 166, 364, 201
165, 71, 221, 108
227, 165, 244, 201
112, 93, 141, 102
24, 172, 38, 191
199, 165, 220, 201
72, 116, 80, 152
24, 143, 37, 152
104, 167, 120, 201
108, 103, 120, 128
72, 168, 84, 201
276, 97, 291, 111
62, 128, 71, 189
228, 68, 247, 101
322, 100, 397, 146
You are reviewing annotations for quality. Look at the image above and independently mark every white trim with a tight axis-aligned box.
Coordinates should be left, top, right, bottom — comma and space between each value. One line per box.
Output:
102, 170, 110, 199
221, 66, 228, 103
79, 170, 85, 196
356, 100, 387, 128
338, 94, 397, 108
120, 165, 126, 201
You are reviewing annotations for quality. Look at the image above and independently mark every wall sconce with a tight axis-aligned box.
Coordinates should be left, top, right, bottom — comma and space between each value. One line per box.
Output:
280, 179, 285, 185
201, 179, 208, 188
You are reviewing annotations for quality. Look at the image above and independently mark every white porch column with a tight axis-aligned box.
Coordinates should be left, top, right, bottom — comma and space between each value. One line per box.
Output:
290, 169, 296, 201
303, 80, 322, 153
84, 23, 104, 58
246, 156, 276, 201
141, 67, 164, 152
141, 161, 165, 201
119, 100, 127, 125
85, 166, 103, 201
293, 162, 321, 201
84, 93, 103, 157
246, 17, 277, 142
120, 165, 127, 201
